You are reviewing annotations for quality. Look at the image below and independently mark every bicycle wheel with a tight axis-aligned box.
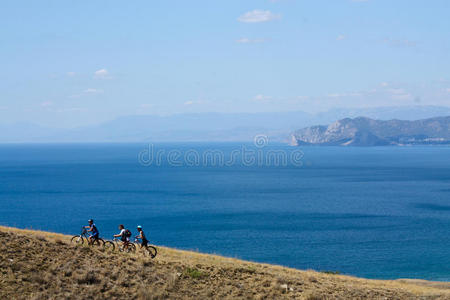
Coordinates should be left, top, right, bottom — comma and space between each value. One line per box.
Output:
104, 241, 115, 251
146, 246, 157, 258
125, 243, 136, 253
91, 238, 104, 247
71, 235, 85, 245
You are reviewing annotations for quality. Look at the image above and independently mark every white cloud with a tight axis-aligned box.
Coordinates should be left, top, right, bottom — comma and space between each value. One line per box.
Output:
94, 68, 110, 79
40, 101, 53, 107
184, 100, 207, 106
238, 10, 281, 23
67, 72, 76, 77
380, 82, 389, 87
336, 35, 346, 41
388, 88, 413, 100
84, 88, 104, 94
236, 37, 267, 44
55, 107, 84, 113
69, 88, 104, 98
327, 92, 362, 98
253, 94, 273, 102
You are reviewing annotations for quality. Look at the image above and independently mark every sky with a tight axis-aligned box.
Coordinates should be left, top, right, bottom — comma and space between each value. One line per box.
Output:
1, 0, 449, 128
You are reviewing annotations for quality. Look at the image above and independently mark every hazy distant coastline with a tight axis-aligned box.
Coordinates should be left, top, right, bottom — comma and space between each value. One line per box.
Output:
1, 106, 450, 143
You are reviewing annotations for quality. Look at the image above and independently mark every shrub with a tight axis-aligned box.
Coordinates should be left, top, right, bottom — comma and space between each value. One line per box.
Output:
183, 267, 207, 279
320, 270, 341, 275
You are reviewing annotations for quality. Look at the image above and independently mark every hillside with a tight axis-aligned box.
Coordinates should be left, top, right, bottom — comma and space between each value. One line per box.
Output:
1, 227, 449, 299
291, 116, 450, 146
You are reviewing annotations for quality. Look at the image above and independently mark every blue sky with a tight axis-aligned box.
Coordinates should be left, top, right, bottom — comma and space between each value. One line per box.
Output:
1, 0, 449, 128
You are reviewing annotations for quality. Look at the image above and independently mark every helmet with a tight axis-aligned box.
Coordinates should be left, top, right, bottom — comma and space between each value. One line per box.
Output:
88, 219, 93, 223
137, 225, 142, 229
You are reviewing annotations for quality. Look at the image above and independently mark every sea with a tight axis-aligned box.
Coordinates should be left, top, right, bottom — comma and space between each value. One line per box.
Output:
0, 143, 449, 281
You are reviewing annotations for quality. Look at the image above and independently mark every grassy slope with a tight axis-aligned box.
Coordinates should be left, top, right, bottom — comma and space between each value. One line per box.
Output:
0, 226, 449, 300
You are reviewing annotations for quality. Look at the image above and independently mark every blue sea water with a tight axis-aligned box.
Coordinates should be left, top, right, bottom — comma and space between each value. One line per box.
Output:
0, 143, 449, 281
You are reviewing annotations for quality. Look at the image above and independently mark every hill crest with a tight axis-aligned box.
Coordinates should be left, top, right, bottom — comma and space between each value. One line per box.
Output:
1, 226, 449, 299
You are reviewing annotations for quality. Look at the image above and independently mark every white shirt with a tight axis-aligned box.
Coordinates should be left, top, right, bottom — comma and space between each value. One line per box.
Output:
119, 229, 129, 241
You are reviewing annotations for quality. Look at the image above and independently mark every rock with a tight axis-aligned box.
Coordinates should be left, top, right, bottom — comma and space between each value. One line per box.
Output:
280, 284, 288, 292
292, 116, 450, 146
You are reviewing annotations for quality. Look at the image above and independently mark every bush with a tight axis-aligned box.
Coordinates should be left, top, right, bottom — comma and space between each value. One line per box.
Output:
320, 270, 341, 275
183, 268, 207, 279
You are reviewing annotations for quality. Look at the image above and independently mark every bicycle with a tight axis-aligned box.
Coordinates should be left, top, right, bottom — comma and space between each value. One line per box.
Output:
134, 238, 157, 259
113, 237, 136, 253
71, 227, 114, 251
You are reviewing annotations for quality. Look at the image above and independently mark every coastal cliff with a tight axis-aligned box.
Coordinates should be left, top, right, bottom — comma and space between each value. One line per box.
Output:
291, 116, 450, 146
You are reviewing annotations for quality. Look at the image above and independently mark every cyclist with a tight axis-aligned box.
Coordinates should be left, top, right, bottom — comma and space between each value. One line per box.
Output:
135, 225, 149, 249
84, 219, 100, 245
114, 224, 130, 250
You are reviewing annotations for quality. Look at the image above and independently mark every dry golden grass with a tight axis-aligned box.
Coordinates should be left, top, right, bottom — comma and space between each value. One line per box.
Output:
1, 226, 449, 299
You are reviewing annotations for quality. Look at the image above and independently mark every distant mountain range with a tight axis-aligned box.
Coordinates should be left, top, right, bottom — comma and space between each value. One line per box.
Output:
1, 105, 450, 143
291, 116, 450, 146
